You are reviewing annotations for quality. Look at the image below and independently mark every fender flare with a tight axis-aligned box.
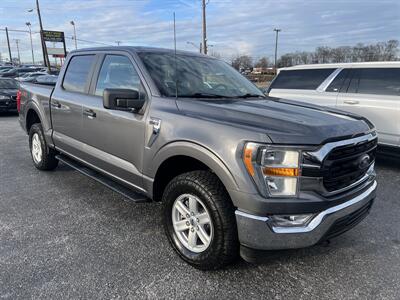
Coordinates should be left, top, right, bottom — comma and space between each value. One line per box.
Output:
24, 101, 43, 130
24, 101, 54, 147
149, 141, 239, 193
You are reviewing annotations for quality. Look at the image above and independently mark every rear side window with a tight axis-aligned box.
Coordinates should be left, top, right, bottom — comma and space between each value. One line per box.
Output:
63, 55, 95, 93
356, 68, 400, 96
270, 68, 335, 90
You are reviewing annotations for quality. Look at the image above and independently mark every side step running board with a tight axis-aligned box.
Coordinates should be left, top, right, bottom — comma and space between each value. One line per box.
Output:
56, 154, 150, 203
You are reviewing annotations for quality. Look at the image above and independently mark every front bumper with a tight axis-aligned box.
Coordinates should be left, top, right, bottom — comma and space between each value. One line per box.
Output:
235, 180, 376, 256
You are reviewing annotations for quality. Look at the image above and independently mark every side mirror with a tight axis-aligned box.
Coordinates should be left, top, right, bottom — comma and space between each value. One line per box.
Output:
103, 88, 145, 112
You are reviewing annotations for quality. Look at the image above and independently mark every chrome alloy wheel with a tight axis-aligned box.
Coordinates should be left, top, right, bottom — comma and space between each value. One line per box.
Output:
31, 133, 42, 164
172, 194, 213, 253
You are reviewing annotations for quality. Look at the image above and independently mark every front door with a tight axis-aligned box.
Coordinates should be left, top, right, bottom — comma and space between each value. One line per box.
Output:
79, 54, 148, 189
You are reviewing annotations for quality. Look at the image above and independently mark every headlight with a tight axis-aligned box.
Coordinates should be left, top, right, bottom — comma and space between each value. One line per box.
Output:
0, 95, 10, 100
243, 143, 301, 197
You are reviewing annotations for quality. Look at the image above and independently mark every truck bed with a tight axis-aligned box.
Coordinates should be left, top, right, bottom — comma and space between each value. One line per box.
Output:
19, 82, 55, 140
20, 82, 54, 99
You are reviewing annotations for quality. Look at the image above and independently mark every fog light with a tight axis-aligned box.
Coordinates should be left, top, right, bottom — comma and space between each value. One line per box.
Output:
270, 214, 314, 227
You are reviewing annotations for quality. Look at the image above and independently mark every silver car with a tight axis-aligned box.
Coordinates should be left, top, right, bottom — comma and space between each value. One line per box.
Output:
268, 62, 400, 149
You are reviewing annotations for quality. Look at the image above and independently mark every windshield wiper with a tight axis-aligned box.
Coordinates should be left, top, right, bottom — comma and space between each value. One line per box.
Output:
236, 93, 266, 99
177, 93, 231, 98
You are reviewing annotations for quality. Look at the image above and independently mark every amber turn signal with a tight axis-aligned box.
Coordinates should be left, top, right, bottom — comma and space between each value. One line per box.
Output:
263, 167, 299, 177
243, 144, 256, 176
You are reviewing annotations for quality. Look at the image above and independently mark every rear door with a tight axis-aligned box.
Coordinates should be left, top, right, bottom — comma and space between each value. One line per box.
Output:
51, 54, 97, 156
337, 68, 400, 146
79, 53, 149, 189
268, 68, 338, 107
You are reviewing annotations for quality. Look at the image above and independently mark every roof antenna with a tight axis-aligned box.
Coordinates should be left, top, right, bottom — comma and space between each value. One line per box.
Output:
173, 12, 178, 98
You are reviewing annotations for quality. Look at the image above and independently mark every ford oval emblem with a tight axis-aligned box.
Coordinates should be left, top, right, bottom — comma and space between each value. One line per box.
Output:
358, 154, 371, 169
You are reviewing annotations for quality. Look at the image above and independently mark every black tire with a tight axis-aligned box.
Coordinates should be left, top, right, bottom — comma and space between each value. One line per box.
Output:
29, 123, 59, 171
162, 170, 239, 270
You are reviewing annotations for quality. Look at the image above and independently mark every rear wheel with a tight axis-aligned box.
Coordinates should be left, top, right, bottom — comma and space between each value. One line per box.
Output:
162, 170, 238, 270
29, 123, 58, 170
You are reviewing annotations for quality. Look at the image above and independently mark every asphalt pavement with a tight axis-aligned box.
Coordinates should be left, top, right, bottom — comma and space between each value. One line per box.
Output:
0, 113, 399, 299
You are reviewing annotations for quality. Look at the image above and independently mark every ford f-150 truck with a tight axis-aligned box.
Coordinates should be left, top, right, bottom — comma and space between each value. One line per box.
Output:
18, 47, 377, 270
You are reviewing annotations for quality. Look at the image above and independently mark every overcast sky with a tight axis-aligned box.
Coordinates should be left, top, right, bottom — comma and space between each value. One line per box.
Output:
1, 0, 399, 63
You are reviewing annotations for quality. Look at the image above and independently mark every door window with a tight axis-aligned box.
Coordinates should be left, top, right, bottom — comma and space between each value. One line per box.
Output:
95, 55, 145, 97
269, 68, 335, 90
63, 55, 95, 93
356, 68, 400, 96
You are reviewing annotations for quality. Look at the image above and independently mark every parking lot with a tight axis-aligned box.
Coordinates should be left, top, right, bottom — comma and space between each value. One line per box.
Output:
0, 113, 399, 299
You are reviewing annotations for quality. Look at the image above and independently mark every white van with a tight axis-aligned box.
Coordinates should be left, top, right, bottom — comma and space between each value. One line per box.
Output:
268, 62, 400, 149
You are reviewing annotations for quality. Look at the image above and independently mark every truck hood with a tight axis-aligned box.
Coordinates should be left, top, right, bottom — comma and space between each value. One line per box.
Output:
176, 97, 373, 145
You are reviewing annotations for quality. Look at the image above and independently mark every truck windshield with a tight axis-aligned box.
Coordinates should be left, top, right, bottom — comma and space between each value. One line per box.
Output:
138, 52, 264, 99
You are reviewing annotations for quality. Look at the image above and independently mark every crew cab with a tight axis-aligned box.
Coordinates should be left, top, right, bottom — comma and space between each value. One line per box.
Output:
18, 47, 377, 270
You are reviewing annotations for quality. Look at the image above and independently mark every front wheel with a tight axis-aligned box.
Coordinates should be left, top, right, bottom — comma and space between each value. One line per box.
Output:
29, 123, 59, 170
162, 171, 238, 270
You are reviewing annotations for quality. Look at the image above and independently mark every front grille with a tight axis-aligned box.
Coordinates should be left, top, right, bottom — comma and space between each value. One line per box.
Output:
322, 138, 377, 192
323, 200, 374, 240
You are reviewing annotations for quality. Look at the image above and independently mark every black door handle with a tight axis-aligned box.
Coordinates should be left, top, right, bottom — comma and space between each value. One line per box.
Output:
83, 109, 96, 118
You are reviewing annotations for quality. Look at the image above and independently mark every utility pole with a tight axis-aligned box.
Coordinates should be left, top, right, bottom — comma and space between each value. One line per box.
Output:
5, 27, 12, 64
70, 21, 77, 49
26, 22, 35, 64
14, 39, 21, 64
52, 42, 57, 66
202, 0, 208, 55
273, 28, 281, 74
115, 41, 121, 46
173, 13, 177, 52
34, 0, 51, 71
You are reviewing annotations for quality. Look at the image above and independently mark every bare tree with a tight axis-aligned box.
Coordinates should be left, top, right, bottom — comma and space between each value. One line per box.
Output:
276, 40, 399, 67
231, 55, 253, 70
331, 46, 351, 63
315, 46, 332, 63
383, 40, 399, 61
209, 49, 222, 59
255, 57, 269, 68
278, 53, 295, 67
298, 51, 310, 64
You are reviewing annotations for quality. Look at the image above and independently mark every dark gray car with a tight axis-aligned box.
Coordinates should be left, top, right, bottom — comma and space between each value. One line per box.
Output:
0, 78, 18, 112
18, 47, 377, 270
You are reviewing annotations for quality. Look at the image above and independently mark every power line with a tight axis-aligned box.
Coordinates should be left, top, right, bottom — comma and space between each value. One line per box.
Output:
0, 28, 30, 33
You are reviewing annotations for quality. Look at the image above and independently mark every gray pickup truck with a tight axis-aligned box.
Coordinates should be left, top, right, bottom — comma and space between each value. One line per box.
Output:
18, 47, 377, 270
